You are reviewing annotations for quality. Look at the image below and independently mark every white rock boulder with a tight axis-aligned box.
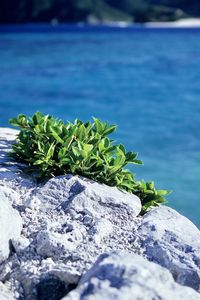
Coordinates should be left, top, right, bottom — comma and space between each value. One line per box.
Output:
0, 282, 16, 300
62, 252, 200, 300
35, 175, 142, 217
0, 187, 22, 263
138, 206, 200, 291
0, 127, 35, 193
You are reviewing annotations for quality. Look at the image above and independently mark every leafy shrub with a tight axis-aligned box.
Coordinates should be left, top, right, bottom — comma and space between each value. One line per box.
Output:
9, 112, 171, 213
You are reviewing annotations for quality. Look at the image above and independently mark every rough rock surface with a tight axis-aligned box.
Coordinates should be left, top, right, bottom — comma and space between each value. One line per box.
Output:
34, 174, 141, 215
0, 128, 142, 300
0, 282, 16, 300
0, 186, 22, 263
62, 252, 200, 300
138, 206, 200, 291
0, 127, 200, 300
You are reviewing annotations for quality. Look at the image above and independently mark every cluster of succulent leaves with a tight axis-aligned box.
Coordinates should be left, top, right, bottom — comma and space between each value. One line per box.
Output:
9, 112, 170, 213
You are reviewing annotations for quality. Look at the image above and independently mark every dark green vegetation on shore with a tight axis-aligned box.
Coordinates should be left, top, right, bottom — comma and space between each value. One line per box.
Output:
10, 112, 170, 213
0, 0, 200, 24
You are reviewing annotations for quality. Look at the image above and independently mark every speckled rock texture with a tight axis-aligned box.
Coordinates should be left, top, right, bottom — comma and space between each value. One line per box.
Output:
0, 282, 16, 300
62, 252, 200, 300
0, 128, 142, 300
0, 127, 200, 300
138, 206, 200, 291
0, 187, 22, 263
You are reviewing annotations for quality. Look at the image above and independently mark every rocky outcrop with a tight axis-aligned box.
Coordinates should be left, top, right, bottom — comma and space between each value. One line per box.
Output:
34, 174, 141, 216
138, 206, 200, 291
0, 187, 22, 263
0, 127, 200, 300
62, 252, 200, 300
0, 128, 142, 300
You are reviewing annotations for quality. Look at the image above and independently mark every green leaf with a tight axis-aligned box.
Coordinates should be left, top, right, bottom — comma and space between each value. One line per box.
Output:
33, 160, 44, 165
47, 143, 55, 159
118, 144, 126, 154
130, 159, 143, 165
32, 112, 44, 125
83, 143, 93, 153
72, 146, 81, 157
50, 126, 64, 144
93, 117, 104, 134
104, 125, 117, 135
156, 190, 172, 196
60, 158, 71, 165
58, 147, 67, 160
77, 124, 86, 141
9, 118, 19, 127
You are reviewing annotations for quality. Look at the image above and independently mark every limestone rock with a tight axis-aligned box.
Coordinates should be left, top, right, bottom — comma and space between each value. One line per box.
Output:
62, 252, 200, 300
35, 175, 142, 217
0, 187, 22, 263
0, 282, 16, 300
12, 236, 30, 253
0, 127, 19, 142
32, 175, 141, 271
0, 127, 36, 201
0, 129, 142, 299
36, 228, 84, 257
1, 127, 200, 300
138, 206, 200, 291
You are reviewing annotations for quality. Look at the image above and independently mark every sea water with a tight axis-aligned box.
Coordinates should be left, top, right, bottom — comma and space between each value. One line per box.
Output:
0, 25, 200, 227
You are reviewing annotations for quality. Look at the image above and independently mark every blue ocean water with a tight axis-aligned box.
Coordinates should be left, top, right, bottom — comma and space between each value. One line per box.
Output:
0, 25, 200, 227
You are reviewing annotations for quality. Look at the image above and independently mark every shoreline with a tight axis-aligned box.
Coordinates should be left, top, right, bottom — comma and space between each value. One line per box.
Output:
144, 18, 200, 28
0, 18, 200, 32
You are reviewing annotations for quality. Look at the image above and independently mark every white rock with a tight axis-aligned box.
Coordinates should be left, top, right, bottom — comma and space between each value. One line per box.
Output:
24, 196, 41, 209
50, 265, 80, 284
0, 128, 19, 141
36, 228, 84, 257
0, 128, 36, 195
0, 128, 141, 299
1, 127, 200, 300
138, 206, 200, 291
0, 186, 20, 205
93, 219, 113, 244
62, 252, 200, 300
35, 175, 141, 217
0, 187, 22, 263
0, 282, 16, 300
0, 128, 19, 166
12, 236, 30, 252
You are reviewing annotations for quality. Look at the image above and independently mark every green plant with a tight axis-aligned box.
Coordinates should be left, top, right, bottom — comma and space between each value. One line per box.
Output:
9, 112, 171, 213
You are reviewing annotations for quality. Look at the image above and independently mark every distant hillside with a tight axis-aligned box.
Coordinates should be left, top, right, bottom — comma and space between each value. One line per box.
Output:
0, 0, 200, 24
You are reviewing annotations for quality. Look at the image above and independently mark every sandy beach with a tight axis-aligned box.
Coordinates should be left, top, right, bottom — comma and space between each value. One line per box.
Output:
145, 18, 200, 28
99, 18, 200, 29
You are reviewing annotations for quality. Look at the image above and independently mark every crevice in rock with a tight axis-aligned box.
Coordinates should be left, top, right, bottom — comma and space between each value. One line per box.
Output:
36, 274, 74, 300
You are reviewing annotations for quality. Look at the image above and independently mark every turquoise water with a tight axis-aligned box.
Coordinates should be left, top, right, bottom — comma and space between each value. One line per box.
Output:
0, 26, 200, 227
